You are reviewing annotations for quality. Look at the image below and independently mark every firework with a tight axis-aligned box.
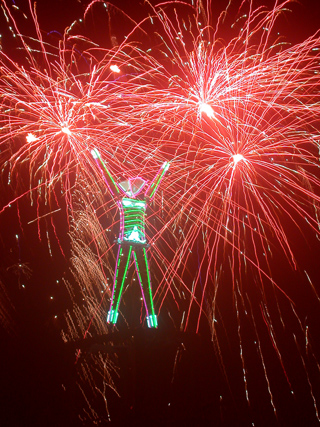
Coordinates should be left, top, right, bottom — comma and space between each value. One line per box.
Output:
1, 0, 320, 424
108, 0, 320, 420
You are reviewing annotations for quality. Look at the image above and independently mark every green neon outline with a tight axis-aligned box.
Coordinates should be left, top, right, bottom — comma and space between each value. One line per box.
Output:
113, 246, 132, 318
148, 168, 166, 199
112, 247, 122, 298
98, 155, 120, 195
133, 251, 143, 289
143, 247, 156, 317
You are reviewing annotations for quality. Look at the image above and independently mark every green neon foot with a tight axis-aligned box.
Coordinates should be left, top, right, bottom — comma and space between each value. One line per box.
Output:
146, 314, 158, 328
107, 309, 118, 324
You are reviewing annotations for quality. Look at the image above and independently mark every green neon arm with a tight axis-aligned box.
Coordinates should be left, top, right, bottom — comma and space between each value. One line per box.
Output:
91, 148, 120, 196
145, 161, 170, 200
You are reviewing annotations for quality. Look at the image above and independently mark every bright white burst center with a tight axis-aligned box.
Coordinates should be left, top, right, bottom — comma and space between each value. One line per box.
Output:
199, 102, 214, 118
232, 154, 244, 165
61, 126, 71, 135
110, 64, 120, 73
26, 133, 37, 143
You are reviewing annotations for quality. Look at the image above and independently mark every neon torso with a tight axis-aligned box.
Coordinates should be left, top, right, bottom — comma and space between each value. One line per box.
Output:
118, 197, 147, 244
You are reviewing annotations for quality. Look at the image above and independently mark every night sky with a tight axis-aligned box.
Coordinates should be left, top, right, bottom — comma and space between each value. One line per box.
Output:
1, 1, 320, 426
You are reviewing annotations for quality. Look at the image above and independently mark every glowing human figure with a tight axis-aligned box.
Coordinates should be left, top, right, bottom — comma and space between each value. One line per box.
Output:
91, 148, 169, 328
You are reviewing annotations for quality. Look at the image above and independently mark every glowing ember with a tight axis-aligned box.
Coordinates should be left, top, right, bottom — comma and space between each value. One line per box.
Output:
199, 102, 215, 118
26, 133, 37, 143
61, 126, 71, 135
232, 154, 244, 165
110, 65, 120, 73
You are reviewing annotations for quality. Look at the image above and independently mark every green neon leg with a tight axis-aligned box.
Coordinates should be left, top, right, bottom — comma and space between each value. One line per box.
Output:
133, 247, 158, 328
107, 245, 132, 324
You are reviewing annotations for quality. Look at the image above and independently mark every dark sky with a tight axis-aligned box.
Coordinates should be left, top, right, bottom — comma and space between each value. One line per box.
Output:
1, 1, 320, 426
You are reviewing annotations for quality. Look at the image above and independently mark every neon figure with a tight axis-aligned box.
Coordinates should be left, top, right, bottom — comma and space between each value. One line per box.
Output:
91, 148, 170, 328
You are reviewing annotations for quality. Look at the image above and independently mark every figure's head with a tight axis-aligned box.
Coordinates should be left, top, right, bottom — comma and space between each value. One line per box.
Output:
118, 177, 146, 197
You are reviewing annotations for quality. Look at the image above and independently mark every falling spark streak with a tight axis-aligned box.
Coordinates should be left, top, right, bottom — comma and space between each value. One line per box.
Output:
27, 208, 62, 224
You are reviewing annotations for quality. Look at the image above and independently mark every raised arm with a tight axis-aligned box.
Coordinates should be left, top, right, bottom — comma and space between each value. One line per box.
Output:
91, 148, 120, 196
144, 161, 170, 200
